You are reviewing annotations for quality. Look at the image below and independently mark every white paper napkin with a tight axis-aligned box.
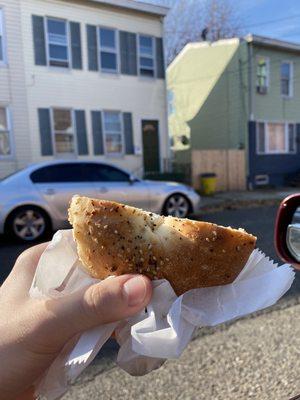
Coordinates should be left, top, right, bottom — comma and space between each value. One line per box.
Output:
29, 230, 295, 399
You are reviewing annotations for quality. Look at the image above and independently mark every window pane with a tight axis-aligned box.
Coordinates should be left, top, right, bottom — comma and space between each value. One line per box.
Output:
267, 123, 285, 152
105, 133, 122, 154
101, 52, 117, 71
281, 79, 289, 96
0, 108, 7, 130
288, 124, 296, 152
257, 58, 267, 87
0, 131, 10, 156
104, 112, 121, 132
99, 28, 115, 49
88, 164, 129, 182
55, 133, 74, 154
31, 164, 96, 183
281, 63, 290, 79
140, 57, 154, 68
47, 19, 67, 37
139, 36, 153, 56
140, 68, 154, 77
257, 122, 265, 153
49, 44, 68, 61
53, 109, 72, 133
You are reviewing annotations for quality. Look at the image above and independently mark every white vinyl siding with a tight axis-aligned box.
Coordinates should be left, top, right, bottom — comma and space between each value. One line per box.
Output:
51, 108, 76, 156
256, 121, 296, 154
281, 61, 293, 98
46, 17, 69, 68
0, 107, 12, 158
256, 56, 269, 94
99, 27, 118, 73
138, 34, 155, 77
103, 111, 123, 156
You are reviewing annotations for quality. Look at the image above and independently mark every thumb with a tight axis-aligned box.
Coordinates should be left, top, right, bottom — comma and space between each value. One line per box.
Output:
47, 274, 152, 336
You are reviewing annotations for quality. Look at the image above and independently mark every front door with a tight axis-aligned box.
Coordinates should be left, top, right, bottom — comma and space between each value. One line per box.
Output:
142, 120, 160, 174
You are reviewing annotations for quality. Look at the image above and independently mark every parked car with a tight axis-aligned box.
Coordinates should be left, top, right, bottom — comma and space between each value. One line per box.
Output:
0, 161, 200, 242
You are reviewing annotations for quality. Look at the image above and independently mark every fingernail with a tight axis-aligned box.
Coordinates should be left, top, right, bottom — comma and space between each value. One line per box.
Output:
123, 276, 147, 307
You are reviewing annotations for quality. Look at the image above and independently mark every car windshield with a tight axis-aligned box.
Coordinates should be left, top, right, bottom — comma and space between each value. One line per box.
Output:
0, 169, 23, 182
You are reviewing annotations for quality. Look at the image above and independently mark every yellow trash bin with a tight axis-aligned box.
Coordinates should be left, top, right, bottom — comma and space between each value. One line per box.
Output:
200, 173, 217, 195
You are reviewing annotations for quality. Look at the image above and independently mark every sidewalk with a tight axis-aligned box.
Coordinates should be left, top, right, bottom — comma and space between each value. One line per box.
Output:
199, 187, 298, 213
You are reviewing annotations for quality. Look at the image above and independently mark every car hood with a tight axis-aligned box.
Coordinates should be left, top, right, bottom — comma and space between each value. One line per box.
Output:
143, 180, 189, 189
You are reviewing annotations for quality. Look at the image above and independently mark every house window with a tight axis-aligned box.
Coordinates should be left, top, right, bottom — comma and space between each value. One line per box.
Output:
256, 122, 296, 154
99, 28, 118, 73
0, 107, 12, 157
47, 18, 69, 67
52, 108, 75, 155
103, 111, 123, 155
281, 61, 293, 97
256, 57, 269, 94
138, 35, 155, 77
0, 9, 5, 63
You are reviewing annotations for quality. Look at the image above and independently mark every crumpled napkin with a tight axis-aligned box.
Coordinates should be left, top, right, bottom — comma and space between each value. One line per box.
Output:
29, 230, 295, 399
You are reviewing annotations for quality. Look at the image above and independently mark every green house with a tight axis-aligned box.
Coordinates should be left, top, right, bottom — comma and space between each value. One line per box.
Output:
167, 35, 300, 190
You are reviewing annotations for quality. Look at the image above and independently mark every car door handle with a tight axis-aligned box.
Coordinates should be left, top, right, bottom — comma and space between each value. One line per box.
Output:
45, 188, 56, 195
99, 187, 108, 194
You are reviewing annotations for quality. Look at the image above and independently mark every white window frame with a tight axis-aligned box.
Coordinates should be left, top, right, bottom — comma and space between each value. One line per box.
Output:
138, 34, 156, 78
98, 26, 119, 74
0, 106, 14, 160
50, 107, 77, 157
102, 110, 124, 157
256, 121, 297, 155
280, 60, 293, 98
45, 17, 70, 68
256, 56, 270, 93
0, 8, 7, 65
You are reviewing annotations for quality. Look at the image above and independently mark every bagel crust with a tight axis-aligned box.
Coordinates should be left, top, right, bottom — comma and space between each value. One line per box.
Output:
68, 196, 256, 296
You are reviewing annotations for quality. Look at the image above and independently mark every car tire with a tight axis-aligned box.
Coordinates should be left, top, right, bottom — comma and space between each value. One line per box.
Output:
162, 194, 191, 218
5, 206, 52, 243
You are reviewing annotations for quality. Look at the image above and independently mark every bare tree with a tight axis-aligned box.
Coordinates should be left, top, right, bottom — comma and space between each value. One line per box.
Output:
140, 0, 243, 63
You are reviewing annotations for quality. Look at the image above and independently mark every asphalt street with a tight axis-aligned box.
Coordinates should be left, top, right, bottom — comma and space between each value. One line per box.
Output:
1, 206, 300, 399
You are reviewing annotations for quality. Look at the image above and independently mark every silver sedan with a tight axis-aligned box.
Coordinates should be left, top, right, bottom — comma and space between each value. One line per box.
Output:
0, 161, 200, 242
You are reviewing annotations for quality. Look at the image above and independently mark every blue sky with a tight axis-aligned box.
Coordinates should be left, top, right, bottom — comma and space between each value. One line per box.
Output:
240, 0, 300, 43
140, 0, 300, 43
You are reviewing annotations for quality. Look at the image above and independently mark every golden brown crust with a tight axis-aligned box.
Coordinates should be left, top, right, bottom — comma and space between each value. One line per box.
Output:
68, 196, 256, 295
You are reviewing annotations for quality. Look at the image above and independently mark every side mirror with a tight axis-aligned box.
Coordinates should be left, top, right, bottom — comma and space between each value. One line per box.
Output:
275, 194, 300, 269
129, 174, 137, 185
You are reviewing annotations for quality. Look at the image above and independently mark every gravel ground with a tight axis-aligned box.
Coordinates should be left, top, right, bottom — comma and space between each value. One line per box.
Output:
64, 303, 300, 400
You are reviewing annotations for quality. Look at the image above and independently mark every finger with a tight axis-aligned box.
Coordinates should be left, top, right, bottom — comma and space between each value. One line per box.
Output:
43, 274, 152, 339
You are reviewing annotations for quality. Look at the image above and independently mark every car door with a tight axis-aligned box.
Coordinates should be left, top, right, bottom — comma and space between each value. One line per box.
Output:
30, 163, 99, 223
89, 163, 151, 209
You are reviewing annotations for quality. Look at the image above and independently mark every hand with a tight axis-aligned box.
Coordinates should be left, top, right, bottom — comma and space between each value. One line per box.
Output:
0, 243, 152, 400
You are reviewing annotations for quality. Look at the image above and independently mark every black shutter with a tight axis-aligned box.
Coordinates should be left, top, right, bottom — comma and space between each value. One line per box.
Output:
38, 109, 53, 156
87, 25, 98, 71
296, 124, 300, 152
156, 37, 165, 79
120, 31, 137, 75
123, 113, 134, 154
32, 15, 47, 66
70, 22, 82, 70
91, 111, 104, 154
75, 110, 88, 155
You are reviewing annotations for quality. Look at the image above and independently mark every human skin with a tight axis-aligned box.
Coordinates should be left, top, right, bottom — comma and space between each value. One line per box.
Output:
0, 243, 152, 399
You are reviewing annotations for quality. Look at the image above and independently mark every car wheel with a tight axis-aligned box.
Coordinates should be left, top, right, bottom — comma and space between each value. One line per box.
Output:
163, 194, 190, 218
6, 206, 51, 243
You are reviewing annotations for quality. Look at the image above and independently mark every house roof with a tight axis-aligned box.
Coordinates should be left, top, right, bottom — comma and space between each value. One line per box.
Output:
245, 34, 300, 53
88, 0, 169, 17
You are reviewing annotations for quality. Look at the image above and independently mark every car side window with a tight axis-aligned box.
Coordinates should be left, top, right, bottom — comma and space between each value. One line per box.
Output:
30, 164, 94, 183
88, 164, 130, 182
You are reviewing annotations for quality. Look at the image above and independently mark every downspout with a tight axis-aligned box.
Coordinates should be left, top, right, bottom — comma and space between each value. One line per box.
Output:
247, 41, 254, 189
161, 15, 170, 173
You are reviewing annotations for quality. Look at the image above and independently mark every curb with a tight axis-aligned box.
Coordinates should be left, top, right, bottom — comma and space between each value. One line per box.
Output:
197, 197, 282, 214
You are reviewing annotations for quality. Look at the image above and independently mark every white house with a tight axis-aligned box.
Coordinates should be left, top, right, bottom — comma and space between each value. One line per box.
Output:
0, 0, 169, 179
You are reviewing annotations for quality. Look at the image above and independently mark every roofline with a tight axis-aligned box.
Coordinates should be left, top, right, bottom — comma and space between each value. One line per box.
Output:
88, 0, 169, 16
245, 34, 300, 53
